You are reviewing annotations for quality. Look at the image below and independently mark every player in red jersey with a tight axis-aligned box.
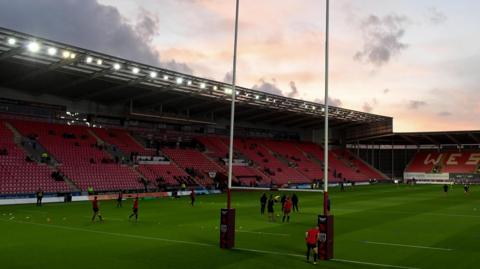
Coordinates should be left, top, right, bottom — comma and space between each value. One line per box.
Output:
129, 197, 139, 222
305, 226, 320, 264
190, 189, 195, 206
91, 196, 103, 222
282, 196, 292, 223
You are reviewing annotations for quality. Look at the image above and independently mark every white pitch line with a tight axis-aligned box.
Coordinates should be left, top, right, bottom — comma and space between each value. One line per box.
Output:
1, 219, 213, 247
2, 219, 421, 269
236, 248, 420, 269
363, 241, 453, 251
332, 258, 420, 269
236, 230, 291, 237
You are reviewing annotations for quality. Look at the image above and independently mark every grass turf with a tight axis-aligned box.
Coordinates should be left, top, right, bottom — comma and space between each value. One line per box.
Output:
0, 184, 479, 269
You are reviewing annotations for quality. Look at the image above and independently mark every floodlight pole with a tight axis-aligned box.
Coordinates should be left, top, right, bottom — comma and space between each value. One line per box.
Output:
323, 0, 330, 216
227, 0, 240, 210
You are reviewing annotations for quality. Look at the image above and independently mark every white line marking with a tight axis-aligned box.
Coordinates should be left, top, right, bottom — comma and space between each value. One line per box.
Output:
332, 258, 420, 269
236, 230, 291, 237
236, 248, 420, 269
2, 219, 421, 269
1, 219, 212, 247
363, 241, 452, 251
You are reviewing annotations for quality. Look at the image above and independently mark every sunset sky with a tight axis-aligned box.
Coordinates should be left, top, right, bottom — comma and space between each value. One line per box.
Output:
0, 0, 479, 132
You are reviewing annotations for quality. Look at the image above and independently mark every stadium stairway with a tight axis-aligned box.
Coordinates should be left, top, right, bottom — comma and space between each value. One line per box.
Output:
6, 122, 82, 193
87, 129, 127, 161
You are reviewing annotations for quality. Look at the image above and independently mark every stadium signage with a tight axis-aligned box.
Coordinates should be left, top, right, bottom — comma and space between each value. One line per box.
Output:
424, 153, 480, 166
403, 172, 449, 181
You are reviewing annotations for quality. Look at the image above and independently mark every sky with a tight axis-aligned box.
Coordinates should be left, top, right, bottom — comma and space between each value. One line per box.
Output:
0, 0, 479, 132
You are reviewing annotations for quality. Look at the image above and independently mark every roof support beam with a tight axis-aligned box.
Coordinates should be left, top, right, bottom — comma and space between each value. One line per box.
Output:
0, 47, 23, 61
242, 110, 280, 121
422, 135, 439, 145
284, 116, 314, 127
399, 135, 418, 145
3, 58, 77, 87
50, 68, 113, 93
468, 133, 480, 144
446, 134, 461, 145
265, 113, 301, 125
81, 77, 147, 99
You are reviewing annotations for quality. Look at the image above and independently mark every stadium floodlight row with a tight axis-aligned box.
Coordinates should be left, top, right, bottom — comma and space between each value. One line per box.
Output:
0, 27, 389, 124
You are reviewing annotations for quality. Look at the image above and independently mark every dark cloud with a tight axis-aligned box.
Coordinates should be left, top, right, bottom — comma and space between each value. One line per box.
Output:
314, 97, 343, 107
408, 100, 427, 109
0, 0, 192, 74
427, 7, 447, 25
223, 71, 233, 83
252, 78, 283, 96
438, 111, 451, 117
354, 14, 409, 67
362, 98, 378, 112
287, 81, 299, 98
135, 8, 160, 43
362, 102, 373, 113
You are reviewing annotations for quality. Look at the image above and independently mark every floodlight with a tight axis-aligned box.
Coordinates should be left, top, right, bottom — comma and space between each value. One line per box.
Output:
113, 63, 121, 70
27, 42, 40, 53
150, 71, 157, 78
47, 47, 57, 56
96, 59, 103, 65
62, 51, 71, 58
176, 77, 183, 84
163, 75, 169, 80
199, 82, 206, 89
86, 57, 93, 63
7, 38, 16, 45
70, 53, 76, 59
187, 80, 192, 86
213, 86, 218, 90
224, 88, 233, 94
132, 67, 140, 74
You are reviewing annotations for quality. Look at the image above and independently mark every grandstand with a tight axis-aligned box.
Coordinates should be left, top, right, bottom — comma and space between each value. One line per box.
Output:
0, 27, 392, 196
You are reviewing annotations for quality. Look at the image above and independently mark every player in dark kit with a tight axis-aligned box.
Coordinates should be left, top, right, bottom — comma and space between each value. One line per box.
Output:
267, 194, 275, 221
291, 193, 299, 212
280, 194, 286, 210
129, 197, 139, 222
36, 188, 44, 207
91, 196, 103, 222
305, 226, 320, 264
443, 184, 449, 194
260, 193, 267, 215
464, 183, 470, 194
190, 189, 195, 206
116, 191, 123, 207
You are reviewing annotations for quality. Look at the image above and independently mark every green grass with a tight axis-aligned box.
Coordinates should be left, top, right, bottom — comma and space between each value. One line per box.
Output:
1, 184, 479, 269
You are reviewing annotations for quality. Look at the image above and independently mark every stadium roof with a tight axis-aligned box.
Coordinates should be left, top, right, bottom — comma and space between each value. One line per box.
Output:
0, 27, 391, 129
349, 130, 480, 146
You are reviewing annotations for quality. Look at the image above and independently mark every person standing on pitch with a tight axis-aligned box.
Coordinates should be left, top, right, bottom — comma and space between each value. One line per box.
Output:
282, 196, 292, 223
267, 194, 275, 221
291, 193, 299, 212
91, 196, 103, 222
280, 194, 287, 211
464, 183, 470, 194
443, 184, 449, 194
190, 188, 196, 206
305, 226, 320, 264
116, 191, 123, 207
36, 188, 44, 207
260, 193, 267, 215
129, 197, 139, 222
